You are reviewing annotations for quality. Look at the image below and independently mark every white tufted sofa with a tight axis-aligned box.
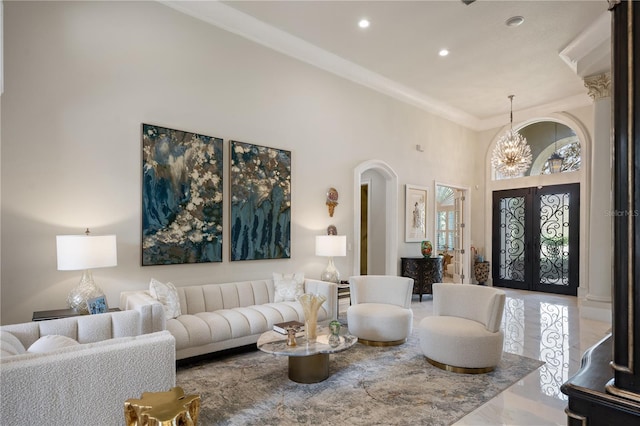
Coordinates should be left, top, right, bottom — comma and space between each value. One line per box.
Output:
121, 278, 337, 360
0, 310, 175, 426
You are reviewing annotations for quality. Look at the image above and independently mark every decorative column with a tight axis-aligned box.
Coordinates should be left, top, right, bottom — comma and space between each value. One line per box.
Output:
561, 2, 640, 423
582, 72, 613, 323
609, 0, 640, 398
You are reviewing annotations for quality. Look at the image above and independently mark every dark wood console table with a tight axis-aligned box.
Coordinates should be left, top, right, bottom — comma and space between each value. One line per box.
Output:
33, 307, 120, 321
561, 334, 640, 424
400, 256, 443, 302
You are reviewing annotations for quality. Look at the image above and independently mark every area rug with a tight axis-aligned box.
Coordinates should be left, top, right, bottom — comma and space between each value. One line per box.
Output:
176, 335, 543, 426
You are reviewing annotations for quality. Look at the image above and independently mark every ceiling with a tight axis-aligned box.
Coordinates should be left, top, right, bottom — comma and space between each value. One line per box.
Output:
160, 0, 611, 130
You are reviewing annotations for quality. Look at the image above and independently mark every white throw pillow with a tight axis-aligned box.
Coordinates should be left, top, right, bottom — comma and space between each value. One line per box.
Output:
27, 335, 79, 353
0, 330, 27, 357
149, 278, 182, 320
273, 272, 305, 302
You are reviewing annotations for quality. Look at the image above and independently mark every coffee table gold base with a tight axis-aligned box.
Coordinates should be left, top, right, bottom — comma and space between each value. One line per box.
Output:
288, 353, 330, 383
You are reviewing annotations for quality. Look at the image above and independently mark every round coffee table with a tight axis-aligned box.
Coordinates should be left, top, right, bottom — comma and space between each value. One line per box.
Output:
257, 326, 357, 383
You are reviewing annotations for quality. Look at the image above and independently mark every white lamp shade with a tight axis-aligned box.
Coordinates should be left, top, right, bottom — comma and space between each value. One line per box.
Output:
315, 235, 347, 257
56, 234, 118, 270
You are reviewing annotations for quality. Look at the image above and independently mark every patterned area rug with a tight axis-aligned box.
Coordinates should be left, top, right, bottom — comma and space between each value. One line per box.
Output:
176, 334, 543, 426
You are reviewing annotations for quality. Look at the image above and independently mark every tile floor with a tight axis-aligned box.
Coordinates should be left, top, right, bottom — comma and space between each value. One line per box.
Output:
338, 287, 611, 426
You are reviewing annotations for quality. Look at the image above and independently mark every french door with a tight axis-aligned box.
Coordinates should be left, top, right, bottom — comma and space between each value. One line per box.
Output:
492, 184, 579, 295
451, 189, 466, 283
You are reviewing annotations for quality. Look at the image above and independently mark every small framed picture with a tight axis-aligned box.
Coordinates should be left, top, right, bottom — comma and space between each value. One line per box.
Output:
87, 296, 108, 315
405, 184, 429, 242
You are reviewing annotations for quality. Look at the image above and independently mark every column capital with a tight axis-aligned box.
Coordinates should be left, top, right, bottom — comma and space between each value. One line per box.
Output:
584, 72, 612, 100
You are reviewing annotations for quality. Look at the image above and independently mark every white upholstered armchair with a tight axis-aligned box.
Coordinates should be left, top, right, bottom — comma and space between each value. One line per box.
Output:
347, 275, 414, 346
418, 283, 506, 373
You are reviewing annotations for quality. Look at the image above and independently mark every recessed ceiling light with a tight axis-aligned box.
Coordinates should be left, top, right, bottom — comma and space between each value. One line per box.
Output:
358, 19, 370, 29
505, 16, 525, 27
439, 49, 449, 57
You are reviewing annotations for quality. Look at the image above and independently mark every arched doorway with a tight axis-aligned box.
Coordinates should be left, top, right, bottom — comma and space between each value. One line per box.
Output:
353, 160, 398, 277
485, 114, 590, 295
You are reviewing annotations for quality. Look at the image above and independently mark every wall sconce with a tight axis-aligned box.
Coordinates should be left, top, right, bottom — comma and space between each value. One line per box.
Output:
315, 235, 346, 283
326, 187, 339, 217
56, 229, 117, 313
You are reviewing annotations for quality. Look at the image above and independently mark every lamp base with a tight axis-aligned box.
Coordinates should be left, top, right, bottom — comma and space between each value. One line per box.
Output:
67, 269, 104, 313
320, 257, 340, 283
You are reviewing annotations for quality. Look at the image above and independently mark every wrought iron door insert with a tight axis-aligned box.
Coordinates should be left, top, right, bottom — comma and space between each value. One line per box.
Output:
492, 184, 579, 295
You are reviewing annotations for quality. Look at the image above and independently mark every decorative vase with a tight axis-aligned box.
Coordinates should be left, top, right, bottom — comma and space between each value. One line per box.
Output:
328, 320, 341, 347
286, 327, 297, 347
474, 261, 490, 285
297, 293, 327, 343
421, 240, 433, 257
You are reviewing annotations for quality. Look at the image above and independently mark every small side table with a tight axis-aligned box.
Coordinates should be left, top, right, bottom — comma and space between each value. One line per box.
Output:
32, 307, 121, 321
337, 281, 351, 313
124, 386, 200, 426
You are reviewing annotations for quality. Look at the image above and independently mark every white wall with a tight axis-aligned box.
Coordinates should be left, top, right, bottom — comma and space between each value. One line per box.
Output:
0, 1, 479, 324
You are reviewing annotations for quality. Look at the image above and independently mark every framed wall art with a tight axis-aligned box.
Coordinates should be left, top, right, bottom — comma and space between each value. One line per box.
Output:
405, 184, 429, 242
141, 123, 223, 265
87, 296, 108, 315
230, 140, 291, 261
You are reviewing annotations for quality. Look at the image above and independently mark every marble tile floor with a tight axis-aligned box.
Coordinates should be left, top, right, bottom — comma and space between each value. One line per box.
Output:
337, 288, 611, 426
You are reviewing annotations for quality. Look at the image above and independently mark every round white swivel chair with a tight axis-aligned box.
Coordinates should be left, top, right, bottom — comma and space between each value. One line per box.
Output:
418, 283, 506, 374
347, 275, 413, 346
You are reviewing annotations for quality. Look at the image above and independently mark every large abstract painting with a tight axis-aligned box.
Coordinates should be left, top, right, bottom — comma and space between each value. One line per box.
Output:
142, 124, 223, 265
230, 140, 291, 261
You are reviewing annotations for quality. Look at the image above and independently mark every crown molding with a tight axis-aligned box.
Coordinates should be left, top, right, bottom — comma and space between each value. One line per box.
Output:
478, 93, 593, 131
158, 1, 596, 132
559, 11, 611, 78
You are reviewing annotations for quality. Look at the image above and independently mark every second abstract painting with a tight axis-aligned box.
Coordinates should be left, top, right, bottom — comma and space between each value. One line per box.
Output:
230, 140, 291, 261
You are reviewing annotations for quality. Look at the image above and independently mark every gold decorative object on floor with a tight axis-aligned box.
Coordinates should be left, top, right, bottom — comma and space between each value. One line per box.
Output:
125, 386, 200, 426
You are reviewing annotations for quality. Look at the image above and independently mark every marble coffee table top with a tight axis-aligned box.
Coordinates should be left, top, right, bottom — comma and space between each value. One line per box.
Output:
257, 326, 357, 357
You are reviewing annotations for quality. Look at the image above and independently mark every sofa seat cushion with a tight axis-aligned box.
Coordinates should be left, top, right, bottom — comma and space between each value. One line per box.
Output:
167, 302, 329, 351
347, 303, 413, 342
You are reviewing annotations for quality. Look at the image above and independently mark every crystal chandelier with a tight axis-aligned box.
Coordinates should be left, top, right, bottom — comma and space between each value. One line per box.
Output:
491, 95, 532, 177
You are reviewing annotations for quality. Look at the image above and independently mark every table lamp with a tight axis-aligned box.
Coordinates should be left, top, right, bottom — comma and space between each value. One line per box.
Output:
315, 235, 347, 283
56, 229, 117, 313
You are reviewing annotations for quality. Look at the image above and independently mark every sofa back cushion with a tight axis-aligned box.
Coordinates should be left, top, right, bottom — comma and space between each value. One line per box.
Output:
0, 309, 143, 349
177, 280, 274, 315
